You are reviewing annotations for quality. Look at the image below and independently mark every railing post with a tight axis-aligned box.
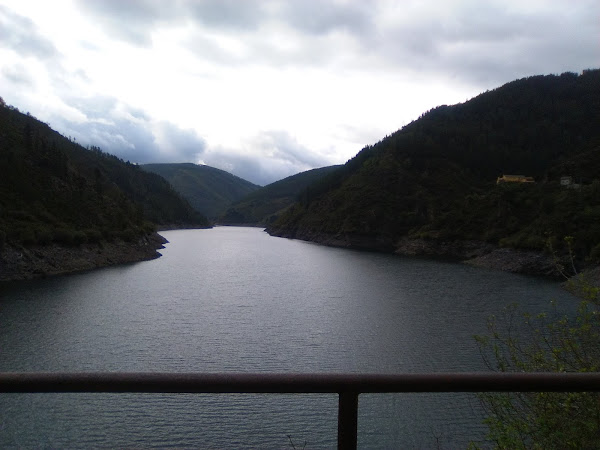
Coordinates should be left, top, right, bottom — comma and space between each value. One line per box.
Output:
338, 391, 358, 450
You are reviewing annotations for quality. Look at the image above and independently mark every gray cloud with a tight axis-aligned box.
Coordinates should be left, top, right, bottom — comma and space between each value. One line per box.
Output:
184, 29, 331, 69
65, 95, 118, 120
75, 0, 178, 46
187, 0, 265, 30
0, 5, 59, 59
371, 1, 600, 86
73, 0, 599, 87
76, 0, 264, 47
253, 130, 330, 169
200, 130, 333, 186
45, 95, 206, 164
202, 149, 306, 186
2, 0, 597, 187
77, 0, 374, 67
279, 0, 373, 35
201, 150, 270, 186
1, 64, 34, 87
47, 94, 318, 185
155, 121, 206, 162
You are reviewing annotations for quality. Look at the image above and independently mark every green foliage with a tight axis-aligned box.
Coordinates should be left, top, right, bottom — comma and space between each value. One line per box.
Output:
268, 70, 600, 263
475, 276, 600, 448
590, 243, 600, 263
0, 103, 209, 250
53, 228, 75, 246
35, 226, 53, 245
84, 229, 103, 244
142, 163, 259, 219
220, 165, 341, 225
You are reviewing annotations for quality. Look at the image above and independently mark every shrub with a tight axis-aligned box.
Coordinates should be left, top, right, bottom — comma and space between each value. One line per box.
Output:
589, 243, 600, 263
85, 229, 103, 244
72, 230, 88, 246
119, 228, 137, 242
142, 221, 156, 234
53, 228, 75, 245
474, 277, 600, 449
35, 227, 53, 245
18, 227, 36, 245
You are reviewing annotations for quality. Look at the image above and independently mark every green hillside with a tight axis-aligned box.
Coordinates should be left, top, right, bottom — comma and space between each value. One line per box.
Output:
142, 163, 260, 219
220, 165, 342, 225
0, 101, 208, 249
267, 70, 600, 265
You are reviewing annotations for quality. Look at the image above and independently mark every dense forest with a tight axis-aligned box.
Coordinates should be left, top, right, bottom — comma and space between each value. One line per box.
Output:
142, 163, 259, 219
0, 100, 209, 250
220, 165, 341, 225
268, 70, 600, 266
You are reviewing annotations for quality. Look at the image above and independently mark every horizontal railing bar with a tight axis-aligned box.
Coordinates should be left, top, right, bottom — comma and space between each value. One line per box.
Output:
1, 372, 600, 394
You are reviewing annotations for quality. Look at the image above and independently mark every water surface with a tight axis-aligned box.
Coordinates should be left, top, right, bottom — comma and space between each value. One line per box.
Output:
0, 227, 578, 447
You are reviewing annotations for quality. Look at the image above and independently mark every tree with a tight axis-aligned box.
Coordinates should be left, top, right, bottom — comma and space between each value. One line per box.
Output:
474, 275, 600, 448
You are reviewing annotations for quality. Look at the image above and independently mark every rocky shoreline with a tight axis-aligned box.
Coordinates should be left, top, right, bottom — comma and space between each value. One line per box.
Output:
266, 228, 397, 252
1, 226, 588, 284
0, 232, 168, 282
268, 229, 564, 278
394, 237, 561, 277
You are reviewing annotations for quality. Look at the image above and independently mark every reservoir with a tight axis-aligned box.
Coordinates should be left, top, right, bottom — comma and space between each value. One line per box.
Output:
0, 227, 578, 448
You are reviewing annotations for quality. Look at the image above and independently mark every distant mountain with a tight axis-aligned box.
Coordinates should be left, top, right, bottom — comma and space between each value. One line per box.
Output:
267, 70, 600, 265
142, 163, 260, 219
0, 101, 208, 251
220, 165, 342, 225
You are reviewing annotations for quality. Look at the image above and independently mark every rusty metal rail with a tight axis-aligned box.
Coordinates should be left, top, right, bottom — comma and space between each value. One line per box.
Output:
1, 372, 600, 449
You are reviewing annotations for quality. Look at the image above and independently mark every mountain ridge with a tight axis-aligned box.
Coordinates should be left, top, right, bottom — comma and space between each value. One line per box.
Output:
142, 162, 260, 219
267, 70, 600, 274
0, 101, 209, 280
220, 165, 342, 225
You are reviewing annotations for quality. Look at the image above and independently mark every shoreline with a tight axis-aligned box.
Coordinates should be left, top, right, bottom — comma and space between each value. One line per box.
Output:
0, 232, 168, 282
267, 229, 600, 298
3, 226, 596, 291
267, 229, 568, 278
394, 237, 561, 278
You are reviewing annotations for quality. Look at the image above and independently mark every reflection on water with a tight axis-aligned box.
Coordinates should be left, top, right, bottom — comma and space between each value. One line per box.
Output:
0, 227, 578, 447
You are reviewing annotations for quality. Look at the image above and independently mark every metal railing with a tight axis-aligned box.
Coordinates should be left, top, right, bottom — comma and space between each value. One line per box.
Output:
2, 372, 600, 449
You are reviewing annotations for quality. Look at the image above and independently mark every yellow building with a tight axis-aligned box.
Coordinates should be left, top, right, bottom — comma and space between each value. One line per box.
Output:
496, 174, 535, 184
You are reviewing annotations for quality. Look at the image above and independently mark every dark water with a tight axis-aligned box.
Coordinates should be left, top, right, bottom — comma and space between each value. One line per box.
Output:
0, 227, 578, 448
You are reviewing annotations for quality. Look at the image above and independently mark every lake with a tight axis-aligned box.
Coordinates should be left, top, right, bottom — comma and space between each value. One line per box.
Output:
0, 227, 578, 448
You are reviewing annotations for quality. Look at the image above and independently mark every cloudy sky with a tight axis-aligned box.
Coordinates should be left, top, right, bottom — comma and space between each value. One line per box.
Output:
0, 1, 598, 185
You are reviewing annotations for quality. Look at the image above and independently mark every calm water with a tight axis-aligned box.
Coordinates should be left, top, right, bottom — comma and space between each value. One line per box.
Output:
0, 227, 578, 448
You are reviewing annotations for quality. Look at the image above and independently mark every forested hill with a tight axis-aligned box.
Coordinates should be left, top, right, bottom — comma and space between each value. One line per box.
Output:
0, 100, 209, 251
142, 163, 260, 219
220, 165, 342, 225
267, 70, 600, 265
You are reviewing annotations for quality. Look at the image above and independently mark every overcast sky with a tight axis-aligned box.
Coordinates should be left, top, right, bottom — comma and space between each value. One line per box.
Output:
0, 0, 598, 185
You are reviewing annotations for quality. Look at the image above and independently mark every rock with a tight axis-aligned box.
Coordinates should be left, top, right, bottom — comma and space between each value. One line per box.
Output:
0, 232, 168, 282
270, 230, 570, 279
268, 228, 395, 252
394, 238, 495, 260
464, 248, 559, 277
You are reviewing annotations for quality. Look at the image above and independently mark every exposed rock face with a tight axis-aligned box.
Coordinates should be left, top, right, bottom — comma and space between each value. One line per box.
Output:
394, 238, 496, 260
463, 248, 559, 277
0, 233, 168, 282
269, 229, 564, 278
394, 238, 560, 277
268, 229, 396, 252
